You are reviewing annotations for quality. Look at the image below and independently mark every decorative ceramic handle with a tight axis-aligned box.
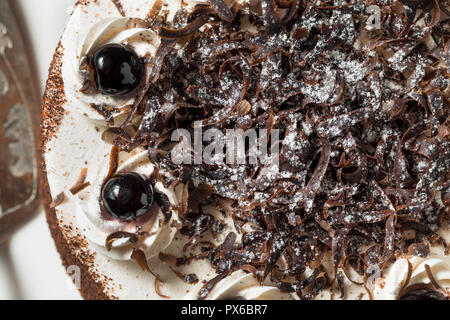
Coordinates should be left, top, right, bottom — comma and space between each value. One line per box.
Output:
0, 0, 40, 242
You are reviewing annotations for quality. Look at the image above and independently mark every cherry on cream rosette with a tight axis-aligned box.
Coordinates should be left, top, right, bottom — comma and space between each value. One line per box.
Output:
75, 149, 181, 261
184, 270, 292, 300
61, 0, 161, 126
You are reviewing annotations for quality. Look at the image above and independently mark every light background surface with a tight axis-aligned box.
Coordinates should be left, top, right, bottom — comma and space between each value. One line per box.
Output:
3, 0, 82, 300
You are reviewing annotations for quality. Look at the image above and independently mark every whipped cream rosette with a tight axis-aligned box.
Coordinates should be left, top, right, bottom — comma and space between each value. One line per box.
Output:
75, 150, 181, 261
62, 2, 160, 126
374, 252, 450, 300
184, 270, 292, 300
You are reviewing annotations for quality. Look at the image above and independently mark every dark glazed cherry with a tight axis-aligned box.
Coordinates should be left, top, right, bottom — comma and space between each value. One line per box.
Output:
399, 288, 446, 300
92, 44, 144, 96
101, 173, 154, 220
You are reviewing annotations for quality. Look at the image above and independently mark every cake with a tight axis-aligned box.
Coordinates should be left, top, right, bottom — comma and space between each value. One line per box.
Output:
41, 0, 450, 300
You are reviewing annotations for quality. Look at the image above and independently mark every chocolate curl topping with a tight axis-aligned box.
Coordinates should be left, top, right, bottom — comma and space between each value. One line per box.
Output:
50, 192, 65, 209
155, 278, 170, 299
261, 0, 283, 35
336, 271, 345, 299
382, 214, 397, 264
112, 0, 125, 16
159, 7, 213, 38
399, 283, 447, 300
105, 231, 139, 251
399, 259, 413, 294
332, 226, 351, 276
197, 272, 229, 300
399, 0, 433, 10
282, 0, 300, 24
104, 145, 119, 183
209, 0, 234, 22
189, 86, 241, 128
131, 249, 163, 281
303, 139, 331, 212
425, 264, 443, 290
263, 234, 288, 281
160, 15, 209, 38
69, 168, 91, 195
105, 0, 450, 299
146, 0, 163, 24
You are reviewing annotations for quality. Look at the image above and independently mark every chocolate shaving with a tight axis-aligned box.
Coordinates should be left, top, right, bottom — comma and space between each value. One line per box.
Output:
187, 184, 214, 213
399, 258, 413, 294
180, 183, 190, 217
263, 234, 288, 280
90, 103, 118, 126
425, 264, 443, 290
105, 231, 138, 251
383, 214, 397, 264
69, 168, 91, 195
183, 240, 216, 261
80, 79, 90, 93
303, 139, 331, 212
407, 242, 430, 258
342, 255, 365, 285
401, 220, 448, 253
149, 39, 176, 84
332, 227, 351, 274
399, 0, 433, 10
196, 40, 253, 65
159, 252, 179, 267
159, 11, 211, 38
155, 278, 170, 299
209, 0, 234, 22
69, 182, 91, 195
170, 267, 199, 284
111, 0, 125, 16
50, 192, 65, 209
105, 145, 119, 183
197, 271, 229, 300
184, 273, 199, 284
336, 271, 345, 299
261, 0, 283, 35
131, 249, 162, 281
154, 191, 172, 223
282, 0, 300, 24
146, 0, 163, 24
364, 283, 374, 301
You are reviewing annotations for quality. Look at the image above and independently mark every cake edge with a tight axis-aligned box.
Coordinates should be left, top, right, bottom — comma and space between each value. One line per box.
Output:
40, 41, 111, 300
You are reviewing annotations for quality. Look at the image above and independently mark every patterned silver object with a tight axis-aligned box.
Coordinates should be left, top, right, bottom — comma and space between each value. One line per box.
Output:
0, 0, 40, 242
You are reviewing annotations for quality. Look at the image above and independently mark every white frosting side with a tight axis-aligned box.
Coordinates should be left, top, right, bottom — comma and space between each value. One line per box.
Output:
183, 270, 292, 300
75, 150, 181, 261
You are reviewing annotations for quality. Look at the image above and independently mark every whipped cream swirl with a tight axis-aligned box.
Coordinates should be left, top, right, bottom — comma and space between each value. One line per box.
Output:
374, 253, 450, 299
184, 271, 292, 300
75, 150, 181, 261
62, 16, 160, 126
